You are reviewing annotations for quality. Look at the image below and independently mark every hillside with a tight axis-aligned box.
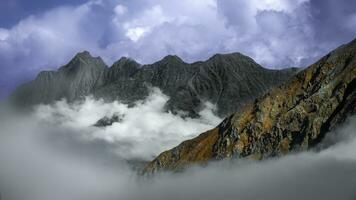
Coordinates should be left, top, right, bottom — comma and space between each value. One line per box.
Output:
143, 39, 356, 173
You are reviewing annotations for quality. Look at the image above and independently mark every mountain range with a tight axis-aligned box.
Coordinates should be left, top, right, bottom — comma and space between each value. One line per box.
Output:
10, 38, 356, 175
143, 39, 356, 173
11, 51, 297, 117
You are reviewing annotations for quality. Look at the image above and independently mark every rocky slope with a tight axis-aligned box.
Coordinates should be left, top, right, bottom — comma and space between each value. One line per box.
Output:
143, 39, 356, 173
11, 52, 296, 117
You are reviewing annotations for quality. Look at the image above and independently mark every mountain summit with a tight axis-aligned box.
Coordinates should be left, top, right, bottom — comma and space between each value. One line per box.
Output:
143, 39, 356, 173
11, 52, 297, 117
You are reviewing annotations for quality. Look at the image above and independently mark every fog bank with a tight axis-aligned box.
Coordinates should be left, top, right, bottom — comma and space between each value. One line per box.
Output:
0, 90, 355, 200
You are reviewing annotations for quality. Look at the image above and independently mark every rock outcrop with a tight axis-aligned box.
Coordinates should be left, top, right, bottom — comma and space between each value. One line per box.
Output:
143, 39, 356, 173
11, 52, 297, 117
93, 114, 124, 127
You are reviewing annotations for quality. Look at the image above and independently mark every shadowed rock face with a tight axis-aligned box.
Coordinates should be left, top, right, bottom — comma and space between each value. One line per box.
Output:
11, 52, 296, 117
12, 51, 107, 105
93, 114, 124, 127
143, 39, 356, 173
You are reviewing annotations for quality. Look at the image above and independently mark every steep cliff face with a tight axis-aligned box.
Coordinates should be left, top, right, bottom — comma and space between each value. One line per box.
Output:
12, 52, 296, 117
143, 39, 356, 173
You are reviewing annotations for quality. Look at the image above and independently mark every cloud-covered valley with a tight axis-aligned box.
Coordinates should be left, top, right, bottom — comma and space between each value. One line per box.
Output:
32, 88, 222, 160
0, 88, 356, 200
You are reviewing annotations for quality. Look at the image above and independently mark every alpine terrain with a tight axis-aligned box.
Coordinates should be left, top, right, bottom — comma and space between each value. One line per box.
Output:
143, 39, 356, 173
11, 52, 297, 117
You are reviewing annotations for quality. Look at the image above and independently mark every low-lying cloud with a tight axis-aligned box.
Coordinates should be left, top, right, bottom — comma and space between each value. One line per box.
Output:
127, 117, 356, 200
33, 88, 222, 160
0, 90, 355, 200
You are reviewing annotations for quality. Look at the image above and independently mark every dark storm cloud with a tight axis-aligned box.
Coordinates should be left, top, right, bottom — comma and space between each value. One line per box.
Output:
0, 0, 355, 97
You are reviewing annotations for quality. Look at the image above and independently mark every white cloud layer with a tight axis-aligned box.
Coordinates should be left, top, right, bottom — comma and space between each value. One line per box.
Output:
33, 88, 222, 160
0, 98, 356, 200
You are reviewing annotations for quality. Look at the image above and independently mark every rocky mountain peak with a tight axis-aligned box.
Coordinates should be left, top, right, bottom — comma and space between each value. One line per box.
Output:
207, 52, 262, 71
64, 51, 107, 71
75, 50, 91, 58
209, 52, 255, 62
11, 50, 297, 117
112, 56, 140, 68
115, 56, 130, 64
160, 55, 185, 64
109, 57, 141, 79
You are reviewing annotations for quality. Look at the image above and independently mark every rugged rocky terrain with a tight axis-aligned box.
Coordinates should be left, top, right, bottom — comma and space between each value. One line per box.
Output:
11, 51, 297, 117
143, 39, 356, 173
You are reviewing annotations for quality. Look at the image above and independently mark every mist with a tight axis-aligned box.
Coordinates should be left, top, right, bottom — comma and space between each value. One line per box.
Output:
32, 88, 222, 160
0, 89, 355, 200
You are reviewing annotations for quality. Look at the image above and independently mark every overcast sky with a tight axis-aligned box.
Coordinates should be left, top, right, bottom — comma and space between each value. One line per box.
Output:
0, 0, 355, 97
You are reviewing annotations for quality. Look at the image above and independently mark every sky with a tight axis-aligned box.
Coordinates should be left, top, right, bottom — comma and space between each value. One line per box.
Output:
0, 0, 355, 97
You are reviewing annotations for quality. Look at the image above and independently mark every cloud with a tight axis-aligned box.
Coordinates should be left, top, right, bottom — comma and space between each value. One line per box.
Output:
0, 95, 356, 200
113, 4, 127, 16
32, 88, 222, 160
0, 0, 356, 96
0, 113, 131, 200
0, 28, 9, 41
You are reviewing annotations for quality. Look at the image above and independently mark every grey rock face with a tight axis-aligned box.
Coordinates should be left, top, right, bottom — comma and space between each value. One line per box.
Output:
11, 51, 297, 117
12, 51, 107, 105
94, 114, 124, 127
